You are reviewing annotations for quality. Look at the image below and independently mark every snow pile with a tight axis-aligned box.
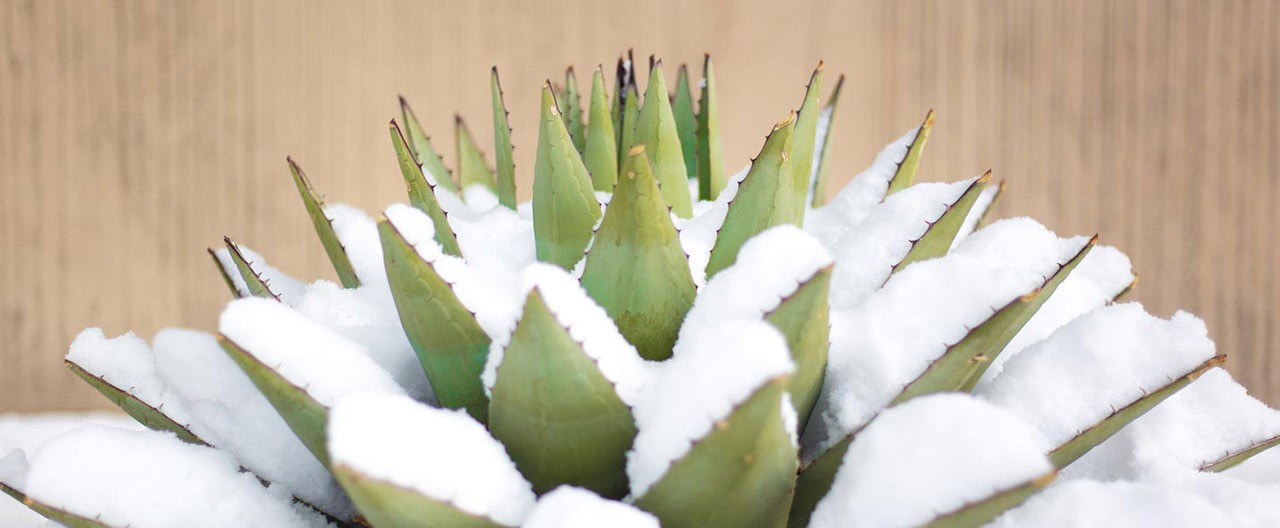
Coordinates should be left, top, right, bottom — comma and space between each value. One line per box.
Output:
219, 297, 406, 408
627, 320, 793, 498
328, 393, 535, 526
521, 486, 659, 528
988, 479, 1232, 528
483, 263, 654, 405
439, 188, 536, 274
951, 182, 1002, 246
977, 244, 1134, 387
675, 164, 750, 285
0, 426, 331, 528
806, 218, 1087, 458
676, 225, 832, 349
804, 125, 921, 248
384, 204, 524, 340
211, 244, 307, 302
978, 302, 1216, 450
324, 204, 386, 286
827, 179, 973, 310
809, 394, 1052, 528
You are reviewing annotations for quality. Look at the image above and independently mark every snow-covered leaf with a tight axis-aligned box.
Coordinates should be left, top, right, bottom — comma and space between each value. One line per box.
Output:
634, 63, 693, 218
491, 68, 517, 210
287, 157, 360, 288
895, 171, 991, 268
533, 84, 603, 269
389, 120, 463, 257
767, 266, 831, 431
65, 361, 203, 446
523, 486, 658, 528
222, 237, 282, 301
885, 110, 934, 196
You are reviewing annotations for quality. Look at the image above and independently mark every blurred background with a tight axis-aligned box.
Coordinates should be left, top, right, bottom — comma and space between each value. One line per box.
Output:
0, 0, 1276, 411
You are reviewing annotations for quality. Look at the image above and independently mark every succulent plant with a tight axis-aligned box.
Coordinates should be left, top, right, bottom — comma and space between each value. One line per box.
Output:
4, 53, 1280, 528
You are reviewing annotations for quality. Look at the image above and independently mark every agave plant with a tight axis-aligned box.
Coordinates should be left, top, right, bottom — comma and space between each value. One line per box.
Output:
3, 53, 1280, 528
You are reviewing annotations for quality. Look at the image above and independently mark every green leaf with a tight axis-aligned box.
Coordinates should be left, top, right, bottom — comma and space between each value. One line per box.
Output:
222, 237, 280, 301
1049, 355, 1228, 469
333, 464, 504, 528
0, 481, 117, 528
765, 266, 831, 430
634, 62, 693, 218
787, 435, 851, 528
218, 335, 332, 467
581, 146, 696, 361
584, 67, 619, 192
697, 54, 727, 201
490, 68, 517, 210
399, 96, 459, 193
389, 120, 463, 257
564, 67, 586, 154
533, 84, 603, 269
893, 237, 1096, 401
619, 83, 640, 164
921, 472, 1056, 528
790, 62, 824, 219
810, 74, 845, 207
886, 110, 935, 196
455, 115, 495, 192
208, 247, 244, 298
976, 179, 1006, 229
672, 64, 698, 184
488, 290, 637, 498
612, 52, 635, 152
633, 378, 798, 528
1202, 434, 1280, 472
704, 114, 797, 279
287, 157, 360, 288
378, 218, 491, 422
895, 172, 992, 269
65, 360, 206, 445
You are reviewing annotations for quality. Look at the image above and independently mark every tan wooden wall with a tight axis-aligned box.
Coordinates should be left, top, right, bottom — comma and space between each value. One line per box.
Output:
1, 0, 1276, 411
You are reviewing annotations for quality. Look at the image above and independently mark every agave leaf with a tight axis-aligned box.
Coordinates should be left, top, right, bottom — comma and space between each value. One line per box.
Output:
218, 336, 331, 467
0, 481, 116, 528
619, 83, 641, 164
533, 84, 603, 269
633, 378, 798, 528
976, 180, 1005, 228
921, 472, 1056, 528
696, 54, 726, 201
488, 290, 637, 498
564, 67, 586, 153
333, 464, 503, 528
790, 62, 824, 217
895, 172, 992, 269
489, 68, 518, 210
379, 219, 491, 422
704, 114, 797, 279
885, 109, 935, 196
1049, 355, 1227, 468
222, 237, 281, 301
613, 51, 635, 151
455, 115, 495, 192
672, 64, 698, 183
810, 74, 845, 207
65, 360, 205, 445
584, 68, 619, 192
1202, 434, 1280, 472
287, 158, 361, 288
208, 247, 243, 298
389, 121, 463, 257
787, 435, 851, 528
766, 266, 831, 430
399, 96, 459, 193
581, 146, 696, 361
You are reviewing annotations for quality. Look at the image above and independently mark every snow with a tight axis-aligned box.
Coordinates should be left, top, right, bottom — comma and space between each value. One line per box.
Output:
65, 328, 195, 433
805, 105, 835, 205
805, 218, 1088, 459
482, 263, 654, 405
976, 244, 1135, 387
2, 426, 331, 528
384, 204, 525, 341
219, 297, 406, 408
804, 125, 920, 249
328, 393, 535, 526
808, 394, 1053, 528
675, 164, 751, 286
827, 179, 974, 310
977, 302, 1216, 450
521, 486, 659, 528
430, 187, 537, 275
675, 225, 832, 350
627, 320, 793, 498
211, 244, 307, 302
951, 182, 1001, 246
988, 479, 1233, 528
324, 204, 385, 286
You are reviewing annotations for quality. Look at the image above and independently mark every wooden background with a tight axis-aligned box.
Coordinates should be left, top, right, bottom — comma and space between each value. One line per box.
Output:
1, 0, 1276, 411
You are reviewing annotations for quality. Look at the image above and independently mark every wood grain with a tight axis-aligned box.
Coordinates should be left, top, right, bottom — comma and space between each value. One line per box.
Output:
1, 0, 1276, 411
